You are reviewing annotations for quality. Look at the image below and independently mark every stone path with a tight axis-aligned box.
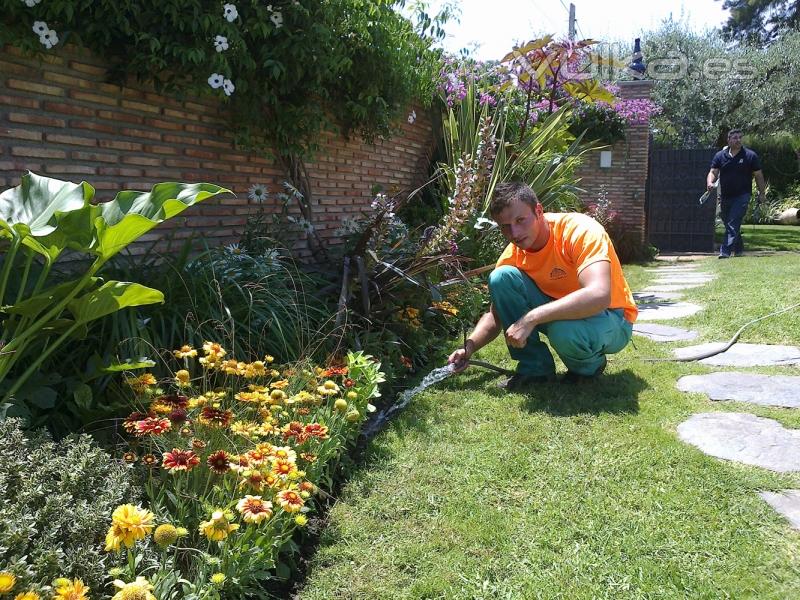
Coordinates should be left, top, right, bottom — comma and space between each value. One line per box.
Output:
635, 261, 800, 531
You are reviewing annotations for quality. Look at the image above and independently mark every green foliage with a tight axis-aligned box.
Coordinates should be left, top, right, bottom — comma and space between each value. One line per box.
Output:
0, 172, 229, 426
568, 101, 627, 145
743, 132, 800, 193
0, 418, 139, 596
0, 0, 441, 156
719, 0, 800, 45
644, 22, 800, 146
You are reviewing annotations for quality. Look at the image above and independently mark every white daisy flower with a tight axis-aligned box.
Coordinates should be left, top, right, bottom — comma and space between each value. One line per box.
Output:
213, 35, 229, 52
223, 3, 238, 22
248, 183, 268, 202
266, 4, 273, 10
23, 0, 42, 6
223, 78, 235, 96
32, 21, 48, 35
270, 10, 283, 27
407, 110, 416, 124
40, 29, 59, 49
208, 73, 225, 89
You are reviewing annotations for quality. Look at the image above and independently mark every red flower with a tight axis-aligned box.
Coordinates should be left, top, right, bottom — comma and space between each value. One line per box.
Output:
343, 378, 355, 388
322, 366, 349, 377
162, 448, 200, 472
142, 453, 159, 468
157, 394, 189, 409
123, 411, 151, 434
304, 423, 329, 440
134, 416, 172, 437
282, 421, 306, 443
400, 355, 412, 369
207, 450, 231, 474
169, 408, 189, 425
199, 407, 233, 428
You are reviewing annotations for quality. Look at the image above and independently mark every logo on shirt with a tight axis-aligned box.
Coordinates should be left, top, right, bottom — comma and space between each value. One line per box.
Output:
549, 267, 567, 280
739, 159, 743, 164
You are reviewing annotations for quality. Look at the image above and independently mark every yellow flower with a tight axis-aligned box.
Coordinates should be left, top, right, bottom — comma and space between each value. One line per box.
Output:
199, 510, 239, 541
431, 300, 459, 316
210, 573, 226, 586
236, 495, 274, 523
111, 577, 156, 600
14, 592, 40, 600
202, 341, 227, 359
125, 373, 157, 394
153, 524, 178, 547
53, 578, 90, 600
105, 504, 154, 552
0, 572, 16, 593
294, 514, 308, 526
263, 354, 274, 363
174, 369, 191, 386
173, 345, 198, 359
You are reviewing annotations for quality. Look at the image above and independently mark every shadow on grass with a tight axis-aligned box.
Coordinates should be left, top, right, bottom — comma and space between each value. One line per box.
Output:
511, 369, 648, 416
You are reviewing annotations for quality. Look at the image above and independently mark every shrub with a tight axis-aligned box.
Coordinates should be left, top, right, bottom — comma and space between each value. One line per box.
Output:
744, 133, 800, 194
0, 418, 139, 597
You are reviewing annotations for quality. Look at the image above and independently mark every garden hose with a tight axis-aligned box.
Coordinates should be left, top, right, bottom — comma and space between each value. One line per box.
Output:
644, 301, 800, 362
466, 358, 514, 376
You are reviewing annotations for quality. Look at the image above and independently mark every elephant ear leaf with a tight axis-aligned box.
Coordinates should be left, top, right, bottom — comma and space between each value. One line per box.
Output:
92, 182, 230, 260
0, 171, 93, 239
67, 281, 164, 325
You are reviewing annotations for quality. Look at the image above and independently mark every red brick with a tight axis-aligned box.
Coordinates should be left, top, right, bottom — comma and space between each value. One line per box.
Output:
96, 110, 144, 125
44, 101, 95, 117
0, 60, 35, 76
164, 158, 196, 168
121, 100, 161, 114
164, 108, 199, 121
7, 79, 63, 96
98, 139, 143, 152
69, 90, 119, 106
70, 120, 118, 135
97, 167, 144, 177
71, 151, 119, 163
184, 148, 216, 160
68, 61, 106, 76
43, 71, 93, 89
121, 156, 161, 167
144, 118, 183, 131
12, 146, 67, 159
8, 112, 66, 128
1, 128, 42, 141
120, 127, 161, 141
44, 164, 97, 175
0, 95, 40, 109
45, 133, 96, 147
143, 144, 179, 156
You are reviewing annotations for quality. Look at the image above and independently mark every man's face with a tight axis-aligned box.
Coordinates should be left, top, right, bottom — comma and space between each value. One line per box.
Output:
728, 132, 743, 148
494, 198, 545, 251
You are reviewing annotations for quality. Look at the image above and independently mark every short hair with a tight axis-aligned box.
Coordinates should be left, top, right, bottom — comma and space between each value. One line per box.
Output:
489, 182, 540, 216
728, 128, 743, 137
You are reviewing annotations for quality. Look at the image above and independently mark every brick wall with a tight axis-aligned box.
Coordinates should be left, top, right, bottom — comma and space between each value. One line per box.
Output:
573, 80, 653, 242
0, 44, 436, 257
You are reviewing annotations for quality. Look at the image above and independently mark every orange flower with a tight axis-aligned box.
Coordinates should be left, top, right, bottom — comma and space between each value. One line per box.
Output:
162, 449, 200, 472
134, 417, 172, 437
276, 490, 305, 512
199, 407, 233, 428
236, 495, 273, 524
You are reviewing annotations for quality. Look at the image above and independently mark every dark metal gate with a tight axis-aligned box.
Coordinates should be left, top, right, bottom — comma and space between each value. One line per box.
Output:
646, 146, 717, 252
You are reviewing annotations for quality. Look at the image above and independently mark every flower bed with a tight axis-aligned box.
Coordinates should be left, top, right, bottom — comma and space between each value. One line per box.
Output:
0, 346, 384, 599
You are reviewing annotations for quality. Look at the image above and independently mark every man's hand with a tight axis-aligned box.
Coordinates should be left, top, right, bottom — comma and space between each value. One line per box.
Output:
707, 182, 716, 192
447, 347, 471, 373
505, 315, 536, 349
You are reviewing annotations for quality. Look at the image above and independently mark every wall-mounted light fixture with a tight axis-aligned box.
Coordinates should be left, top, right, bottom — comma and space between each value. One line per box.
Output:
599, 150, 612, 168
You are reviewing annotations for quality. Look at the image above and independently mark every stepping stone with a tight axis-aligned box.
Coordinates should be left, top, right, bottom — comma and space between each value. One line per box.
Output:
645, 267, 703, 273
759, 490, 800, 530
633, 291, 683, 302
677, 372, 800, 407
652, 275, 715, 285
673, 343, 800, 366
641, 284, 705, 292
677, 412, 800, 472
637, 301, 703, 321
634, 323, 699, 342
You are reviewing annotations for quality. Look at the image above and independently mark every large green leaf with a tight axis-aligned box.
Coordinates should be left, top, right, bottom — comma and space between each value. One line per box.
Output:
3, 278, 102, 318
92, 182, 230, 260
0, 171, 93, 238
67, 281, 164, 324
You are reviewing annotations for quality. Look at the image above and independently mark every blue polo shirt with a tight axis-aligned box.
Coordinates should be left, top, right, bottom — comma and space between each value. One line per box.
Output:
710, 147, 761, 199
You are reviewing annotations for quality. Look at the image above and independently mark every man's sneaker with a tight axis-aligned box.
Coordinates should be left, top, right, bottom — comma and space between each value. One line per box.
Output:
562, 356, 607, 384
497, 373, 553, 391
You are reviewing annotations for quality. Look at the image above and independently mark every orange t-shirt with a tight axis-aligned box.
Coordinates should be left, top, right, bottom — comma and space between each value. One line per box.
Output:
495, 212, 638, 323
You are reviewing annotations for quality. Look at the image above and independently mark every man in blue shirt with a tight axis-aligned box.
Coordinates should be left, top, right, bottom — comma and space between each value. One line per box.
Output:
706, 129, 766, 258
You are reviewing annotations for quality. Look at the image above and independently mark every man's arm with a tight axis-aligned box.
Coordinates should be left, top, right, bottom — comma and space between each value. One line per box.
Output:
753, 169, 766, 201
447, 305, 502, 372
504, 261, 612, 349
707, 168, 720, 191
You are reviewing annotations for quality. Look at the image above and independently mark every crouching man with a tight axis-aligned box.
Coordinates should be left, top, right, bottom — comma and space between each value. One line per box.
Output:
448, 182, 638, 389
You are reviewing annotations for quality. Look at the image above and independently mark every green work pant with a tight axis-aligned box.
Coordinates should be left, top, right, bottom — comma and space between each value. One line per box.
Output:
489, 266, 633, 377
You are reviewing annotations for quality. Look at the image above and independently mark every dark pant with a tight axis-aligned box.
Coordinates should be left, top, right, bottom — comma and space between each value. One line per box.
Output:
719, 193, 750, 257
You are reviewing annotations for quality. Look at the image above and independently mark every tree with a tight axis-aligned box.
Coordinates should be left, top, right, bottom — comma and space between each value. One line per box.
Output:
718, 0, 800, 45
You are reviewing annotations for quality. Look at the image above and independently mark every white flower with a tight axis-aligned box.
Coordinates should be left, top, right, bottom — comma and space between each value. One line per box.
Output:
223, 3, 238, 22
23, 0, 42, 6
248, 183, 269, 202
39, 29, 59, 49
407, 110, 416, 124
213, 35, 229, 52
270, 11, 284, 27
474, 217, 497, 230
32, 21, 48, 35
266, 4, 273, 10
208, 73, 224, 89
223, 78, 235, 96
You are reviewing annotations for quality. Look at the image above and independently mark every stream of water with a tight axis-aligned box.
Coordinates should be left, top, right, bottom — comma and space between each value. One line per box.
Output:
361, 363, 456, 439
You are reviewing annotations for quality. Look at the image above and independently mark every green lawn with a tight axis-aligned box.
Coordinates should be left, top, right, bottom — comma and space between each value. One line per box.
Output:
297, 243, 800, 599
715, 223, 800, 252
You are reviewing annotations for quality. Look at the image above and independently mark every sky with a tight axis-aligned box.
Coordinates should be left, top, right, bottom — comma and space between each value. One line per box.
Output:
432, 0, 730, 60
